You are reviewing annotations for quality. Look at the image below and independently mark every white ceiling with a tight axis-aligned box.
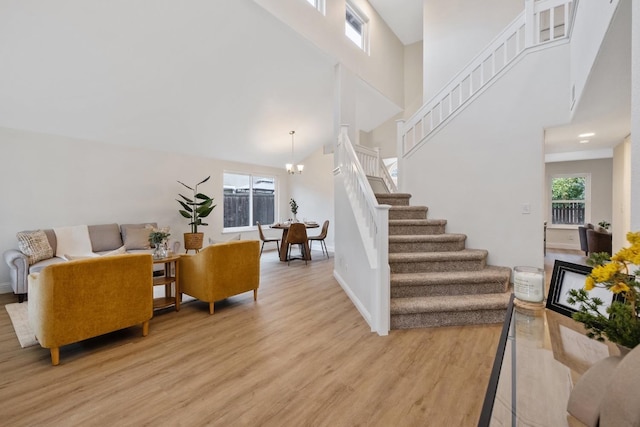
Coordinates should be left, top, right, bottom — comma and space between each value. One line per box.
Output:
0, 1, 630, 166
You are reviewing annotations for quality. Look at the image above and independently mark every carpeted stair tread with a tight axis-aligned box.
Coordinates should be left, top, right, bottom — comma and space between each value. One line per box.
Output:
389, 219, 446, 226
389, 249, 488, 262
389, 234, 466, 244
390, 266, 511, 297
391, 266, 511, 286
390, 292, 512, 314
375, 193, 412, 206
388, 206, 429, 220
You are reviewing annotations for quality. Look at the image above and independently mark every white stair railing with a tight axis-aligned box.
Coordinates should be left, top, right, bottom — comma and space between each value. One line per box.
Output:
399, 0, 574, 157
354, 145, 398, 193
337, 125, 390, 335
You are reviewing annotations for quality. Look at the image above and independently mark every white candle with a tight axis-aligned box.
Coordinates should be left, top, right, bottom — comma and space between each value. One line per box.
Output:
514, 266, 544, 303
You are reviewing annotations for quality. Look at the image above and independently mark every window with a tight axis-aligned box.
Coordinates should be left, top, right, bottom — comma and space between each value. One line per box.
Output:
305, 0, 325, 14
550, 174, 590, 226
345, 2, 368, 51
223, 172, 277, 230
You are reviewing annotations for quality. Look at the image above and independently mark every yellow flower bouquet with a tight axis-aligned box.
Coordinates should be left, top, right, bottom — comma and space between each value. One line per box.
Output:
566, 231, 640, 349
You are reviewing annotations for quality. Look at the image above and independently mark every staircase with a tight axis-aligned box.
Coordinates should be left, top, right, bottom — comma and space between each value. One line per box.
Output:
376, 193, 512, 329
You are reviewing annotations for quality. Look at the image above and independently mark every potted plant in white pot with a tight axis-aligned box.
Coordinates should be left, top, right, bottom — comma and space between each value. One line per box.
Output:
177, 176, 216, 252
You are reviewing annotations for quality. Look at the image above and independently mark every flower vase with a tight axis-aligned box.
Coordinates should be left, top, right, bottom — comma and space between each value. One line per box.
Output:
153, 242, 167, 259
293, 214, 298, 223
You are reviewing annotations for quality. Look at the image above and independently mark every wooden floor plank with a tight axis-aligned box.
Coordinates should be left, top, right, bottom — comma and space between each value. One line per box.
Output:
0, 249, 503, 426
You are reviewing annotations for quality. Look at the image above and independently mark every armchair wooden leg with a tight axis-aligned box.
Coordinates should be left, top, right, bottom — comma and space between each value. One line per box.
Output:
253, 289, 258, 301
50, 347, 60, 366
209, 302, 214, 315
142, 320, 149, 337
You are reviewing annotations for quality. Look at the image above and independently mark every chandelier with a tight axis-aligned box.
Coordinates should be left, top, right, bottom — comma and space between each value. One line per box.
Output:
285, 130, 304, 174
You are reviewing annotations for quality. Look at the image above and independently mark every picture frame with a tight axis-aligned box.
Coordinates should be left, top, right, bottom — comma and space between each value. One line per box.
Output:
545, 260, 616, 318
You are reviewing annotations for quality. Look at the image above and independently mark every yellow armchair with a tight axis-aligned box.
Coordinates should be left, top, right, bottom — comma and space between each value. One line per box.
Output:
28, 253, 154, 365
179, 240, 260, 314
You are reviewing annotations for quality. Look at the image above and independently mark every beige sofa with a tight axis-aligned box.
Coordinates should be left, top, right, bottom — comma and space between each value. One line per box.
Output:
28, 253, 154, 365
4, 223, 158, 301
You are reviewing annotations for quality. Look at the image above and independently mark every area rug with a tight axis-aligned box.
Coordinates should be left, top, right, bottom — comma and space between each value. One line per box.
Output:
5, 302, 38, 348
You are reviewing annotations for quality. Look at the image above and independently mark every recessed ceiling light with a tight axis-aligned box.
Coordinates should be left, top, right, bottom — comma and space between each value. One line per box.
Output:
579, 132, 595, 138
579, 140, 589, 144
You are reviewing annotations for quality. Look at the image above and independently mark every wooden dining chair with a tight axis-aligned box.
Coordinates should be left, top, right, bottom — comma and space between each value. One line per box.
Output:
285, 222, 309, 265
308, 220, 329, 259
256, 222, 280, 257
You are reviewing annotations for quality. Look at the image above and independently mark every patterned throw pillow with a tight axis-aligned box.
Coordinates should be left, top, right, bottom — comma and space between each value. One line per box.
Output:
16, 230, 54, 265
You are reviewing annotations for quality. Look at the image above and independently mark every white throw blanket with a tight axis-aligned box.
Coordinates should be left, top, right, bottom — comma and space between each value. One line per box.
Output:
53, 225, 96, 260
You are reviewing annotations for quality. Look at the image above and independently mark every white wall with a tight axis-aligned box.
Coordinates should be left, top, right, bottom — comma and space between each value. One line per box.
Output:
289, 146, 335, 250
570, 0, 620, 112
545, 158, 613, 250
402, 42, 571, 271
612, 136, 631, 251
632, 0, 640, 232
0, 127, 335, 290
254, 0, 405, 107
422, 0, 522, 102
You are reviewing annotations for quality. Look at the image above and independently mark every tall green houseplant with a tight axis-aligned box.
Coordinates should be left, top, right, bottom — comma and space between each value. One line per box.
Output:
177, 176, 216, 233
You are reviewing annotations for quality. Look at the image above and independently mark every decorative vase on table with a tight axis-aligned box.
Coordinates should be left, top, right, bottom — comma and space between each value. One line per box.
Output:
153, 242, 167, 259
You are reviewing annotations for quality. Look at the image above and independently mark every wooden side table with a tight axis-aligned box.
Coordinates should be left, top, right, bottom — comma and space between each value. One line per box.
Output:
152, 254, 180, 311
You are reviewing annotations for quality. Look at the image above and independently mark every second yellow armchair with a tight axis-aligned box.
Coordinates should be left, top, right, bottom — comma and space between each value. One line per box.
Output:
178, 240, 260, 314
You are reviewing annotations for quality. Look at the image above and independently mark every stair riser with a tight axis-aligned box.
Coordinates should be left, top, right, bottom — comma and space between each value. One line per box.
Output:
389, 210, 427, 220
389, 241, 465, 253
390, 259, 486, 273
391, 281, 509, 298
391, 308, 507, 329
390, 224, 445, 235
376, 196, 410, 206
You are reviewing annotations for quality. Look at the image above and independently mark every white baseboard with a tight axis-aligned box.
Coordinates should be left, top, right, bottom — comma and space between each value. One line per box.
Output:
332, 269, 373, 332
0, 281, 13, 294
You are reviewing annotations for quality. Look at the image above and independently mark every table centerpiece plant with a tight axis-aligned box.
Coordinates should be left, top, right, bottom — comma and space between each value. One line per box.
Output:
566, 231, 640, 350
177, 176, 216, 251
289, 198, 299, 222
148, 227, 171, 259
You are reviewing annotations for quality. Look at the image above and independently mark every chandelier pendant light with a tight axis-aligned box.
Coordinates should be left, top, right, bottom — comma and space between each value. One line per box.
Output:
286, 130, 304, 174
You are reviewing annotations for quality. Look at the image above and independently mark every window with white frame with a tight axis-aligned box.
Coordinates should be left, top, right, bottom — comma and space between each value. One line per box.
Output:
550, 174, 591, 226
223, 172, 277, 230
305, 0, 325, 14
345, 2, 368, 51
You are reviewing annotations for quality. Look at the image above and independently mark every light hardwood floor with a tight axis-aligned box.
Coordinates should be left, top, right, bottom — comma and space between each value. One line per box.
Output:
0, 249, 506, 426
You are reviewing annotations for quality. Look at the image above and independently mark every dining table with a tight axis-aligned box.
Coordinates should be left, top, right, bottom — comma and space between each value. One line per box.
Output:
270, 221, 319, 262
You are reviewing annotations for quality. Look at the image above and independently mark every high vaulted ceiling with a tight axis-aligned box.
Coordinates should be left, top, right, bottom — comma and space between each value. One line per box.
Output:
0, 0, 392, 168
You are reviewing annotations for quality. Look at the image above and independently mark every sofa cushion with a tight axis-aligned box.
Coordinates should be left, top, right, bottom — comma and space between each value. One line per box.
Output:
28, 256, 66, 273
53, 225, 94, 259
88, 223, 124, 252
16, 230, 54, 265
120, 223, 156, 245
123, 227, 152, 250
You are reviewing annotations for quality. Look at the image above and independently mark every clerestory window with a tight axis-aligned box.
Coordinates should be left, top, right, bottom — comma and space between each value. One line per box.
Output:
345, 2, 368, 51
305, 0, 325, 14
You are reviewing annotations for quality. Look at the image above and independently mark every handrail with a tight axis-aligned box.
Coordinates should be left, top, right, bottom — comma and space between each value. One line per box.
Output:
354, 144, 398, 193
400, 0, 574, 158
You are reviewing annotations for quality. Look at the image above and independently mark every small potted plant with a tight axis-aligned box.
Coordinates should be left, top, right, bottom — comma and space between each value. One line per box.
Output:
177, 176, 216, 252
148, 227, 171, 259
289, 198, 299, 222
